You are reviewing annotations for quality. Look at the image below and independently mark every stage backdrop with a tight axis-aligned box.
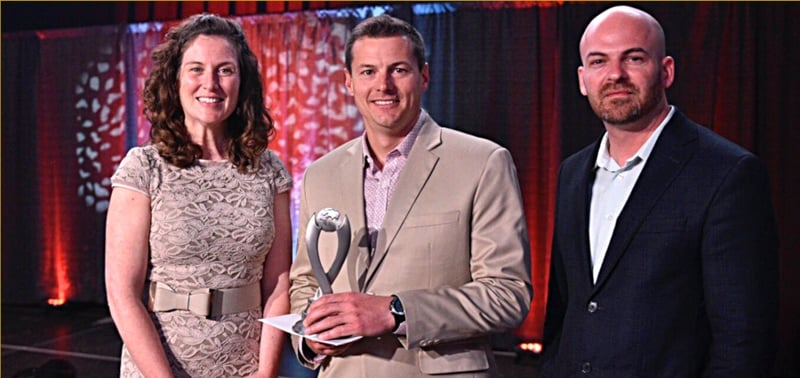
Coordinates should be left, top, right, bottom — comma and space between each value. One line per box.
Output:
3, 2, 799, 372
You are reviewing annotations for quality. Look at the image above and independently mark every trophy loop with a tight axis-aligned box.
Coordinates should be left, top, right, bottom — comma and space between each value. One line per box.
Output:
305, 208, 351, 295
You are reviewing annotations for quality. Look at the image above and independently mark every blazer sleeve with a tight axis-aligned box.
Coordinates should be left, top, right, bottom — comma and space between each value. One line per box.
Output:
400, 147, 533, 349
702, 154, 779, 375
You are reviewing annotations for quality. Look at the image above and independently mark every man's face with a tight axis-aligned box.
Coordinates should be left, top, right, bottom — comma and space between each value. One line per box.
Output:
577, 13, 673, 127
345, 36, 429, 137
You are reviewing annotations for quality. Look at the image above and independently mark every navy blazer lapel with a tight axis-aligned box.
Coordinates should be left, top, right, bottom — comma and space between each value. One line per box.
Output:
579, 151, 599, 290
592, 111, 698, 292
553, 138, 601, 296
361, 120, 441, 289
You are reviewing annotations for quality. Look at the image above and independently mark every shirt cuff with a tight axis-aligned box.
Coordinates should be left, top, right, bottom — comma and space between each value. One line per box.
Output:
394, 321, 408, 335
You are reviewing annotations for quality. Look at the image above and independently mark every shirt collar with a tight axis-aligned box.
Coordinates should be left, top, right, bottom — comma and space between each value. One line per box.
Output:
362, 109, 428, 170
595, 105, 675, 170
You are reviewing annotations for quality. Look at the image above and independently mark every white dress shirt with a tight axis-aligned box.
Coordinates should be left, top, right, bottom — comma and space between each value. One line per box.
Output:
589, 106, 675, 283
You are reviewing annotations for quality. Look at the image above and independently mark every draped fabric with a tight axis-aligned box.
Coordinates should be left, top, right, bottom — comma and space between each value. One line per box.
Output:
414, 3, 562, 341
3, 3, 799, 371
2, 34, 42, 304
239, 10, 368, 237
126, 21, 178, 147
2, 26, 129, 304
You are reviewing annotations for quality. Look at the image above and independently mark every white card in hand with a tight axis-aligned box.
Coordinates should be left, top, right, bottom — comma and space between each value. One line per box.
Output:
260, 313, 363, 346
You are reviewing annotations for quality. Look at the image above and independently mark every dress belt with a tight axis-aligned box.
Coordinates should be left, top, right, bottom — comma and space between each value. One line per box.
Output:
147, 281, 261, 319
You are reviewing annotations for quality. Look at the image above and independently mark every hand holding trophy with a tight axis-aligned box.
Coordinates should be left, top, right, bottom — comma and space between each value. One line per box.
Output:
292, 208, 350, 334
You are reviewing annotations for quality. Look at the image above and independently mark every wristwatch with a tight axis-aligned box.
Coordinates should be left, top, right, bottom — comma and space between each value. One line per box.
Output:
389, 295, 405, 331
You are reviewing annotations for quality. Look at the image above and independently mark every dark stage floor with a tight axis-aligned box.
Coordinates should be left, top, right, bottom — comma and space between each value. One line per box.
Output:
2, 303, 540, 377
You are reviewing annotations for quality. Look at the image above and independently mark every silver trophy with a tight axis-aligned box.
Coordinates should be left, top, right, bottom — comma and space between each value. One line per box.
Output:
293, 208, 350, 334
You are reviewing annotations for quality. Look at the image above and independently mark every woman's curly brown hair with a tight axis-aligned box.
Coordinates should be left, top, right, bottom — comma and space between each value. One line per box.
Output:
143, 13, 273, 173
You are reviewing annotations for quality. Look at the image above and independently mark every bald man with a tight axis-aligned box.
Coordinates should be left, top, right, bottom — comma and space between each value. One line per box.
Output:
541, 5, 778, 376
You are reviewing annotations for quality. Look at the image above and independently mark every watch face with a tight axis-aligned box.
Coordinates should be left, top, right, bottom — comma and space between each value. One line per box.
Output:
391, 296, 405, 315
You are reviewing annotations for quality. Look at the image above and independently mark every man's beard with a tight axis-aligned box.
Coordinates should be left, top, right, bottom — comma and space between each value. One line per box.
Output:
590, 82, 661, 125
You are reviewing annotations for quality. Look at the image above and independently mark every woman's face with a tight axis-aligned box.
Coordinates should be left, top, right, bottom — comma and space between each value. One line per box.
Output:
177, 34, 240, 131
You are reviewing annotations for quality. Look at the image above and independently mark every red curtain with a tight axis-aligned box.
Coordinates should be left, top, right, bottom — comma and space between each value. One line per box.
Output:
33, 26, 129, 303
127, 21, 177, 147
239, 12, 362, 230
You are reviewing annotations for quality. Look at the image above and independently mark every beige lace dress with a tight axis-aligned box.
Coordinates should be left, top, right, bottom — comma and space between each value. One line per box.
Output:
110, 145, 292, 378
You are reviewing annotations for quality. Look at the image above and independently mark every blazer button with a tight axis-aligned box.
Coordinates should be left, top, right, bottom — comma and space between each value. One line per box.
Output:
587, 301, 598, 313
581, 362, 592, 373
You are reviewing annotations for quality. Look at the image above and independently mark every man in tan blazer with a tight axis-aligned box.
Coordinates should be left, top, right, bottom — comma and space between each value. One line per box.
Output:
289, 14, 532, 377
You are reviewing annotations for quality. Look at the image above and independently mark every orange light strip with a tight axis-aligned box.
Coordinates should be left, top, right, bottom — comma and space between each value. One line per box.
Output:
45, 193, 71, 307
518, 341, 543, 354
40, 134, 72, 306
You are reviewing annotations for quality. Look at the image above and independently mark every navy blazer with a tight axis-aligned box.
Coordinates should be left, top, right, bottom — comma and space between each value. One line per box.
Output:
541, 109, 778, 377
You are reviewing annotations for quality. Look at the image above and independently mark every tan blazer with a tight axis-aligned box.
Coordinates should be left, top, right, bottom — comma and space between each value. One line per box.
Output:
289, 115, 533, 377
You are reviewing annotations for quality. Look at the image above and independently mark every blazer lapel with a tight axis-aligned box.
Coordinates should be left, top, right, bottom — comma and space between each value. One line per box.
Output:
331, 140, 370, 292
592, 112, 698, 292
558, 140, 602, 294
361, 119, 441, 289
577, 148, 600, 292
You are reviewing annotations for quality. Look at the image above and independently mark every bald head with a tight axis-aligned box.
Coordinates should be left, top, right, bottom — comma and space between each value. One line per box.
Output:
575, 5, 674, 129
580, 6, 666, 62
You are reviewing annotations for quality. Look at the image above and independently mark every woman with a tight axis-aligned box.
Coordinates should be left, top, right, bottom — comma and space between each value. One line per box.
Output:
105, 14, 291, 377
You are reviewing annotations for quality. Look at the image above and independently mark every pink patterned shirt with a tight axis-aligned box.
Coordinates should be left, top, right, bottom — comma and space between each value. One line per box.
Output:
362, 110, 427, 254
